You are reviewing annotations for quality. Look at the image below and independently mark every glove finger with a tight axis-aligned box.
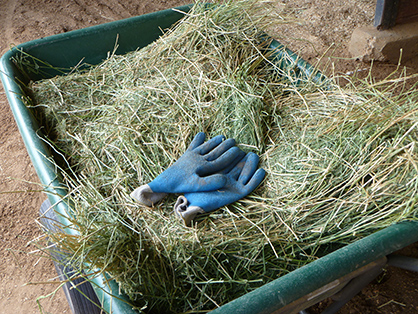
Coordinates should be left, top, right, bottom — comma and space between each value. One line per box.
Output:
238, 152, 260, 185
227, 153, 249, 180
204, 138, 236, 161
186, 132, 206, 151
196, 146, 245, 180
218, 149, 246, 174
244, 168, 266, 193
195, 173, 227, 192
194, 134, 225, 154
197, 146, 243, 176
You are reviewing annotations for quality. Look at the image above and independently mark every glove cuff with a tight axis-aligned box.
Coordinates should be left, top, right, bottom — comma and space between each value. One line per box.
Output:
174, 195, 205, 226
130, 184, 167, 206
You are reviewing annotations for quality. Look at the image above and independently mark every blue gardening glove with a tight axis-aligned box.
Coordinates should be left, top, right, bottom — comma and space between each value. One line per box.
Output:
131, 132, 242, 206
174, 152, 266, 226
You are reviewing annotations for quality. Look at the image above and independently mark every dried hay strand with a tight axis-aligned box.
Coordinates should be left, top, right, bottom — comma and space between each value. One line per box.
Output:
26, 1, 418, 313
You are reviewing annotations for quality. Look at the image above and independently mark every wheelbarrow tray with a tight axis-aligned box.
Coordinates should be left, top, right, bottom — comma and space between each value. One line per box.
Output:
1, 4, 418, 314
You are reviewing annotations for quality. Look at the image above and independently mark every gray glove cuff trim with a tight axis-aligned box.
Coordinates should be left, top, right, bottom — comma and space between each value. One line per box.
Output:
130, 184, 167, 206
174, 195, 205, 226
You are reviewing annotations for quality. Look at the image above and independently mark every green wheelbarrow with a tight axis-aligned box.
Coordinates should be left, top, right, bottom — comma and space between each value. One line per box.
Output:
2, 5, 418, 314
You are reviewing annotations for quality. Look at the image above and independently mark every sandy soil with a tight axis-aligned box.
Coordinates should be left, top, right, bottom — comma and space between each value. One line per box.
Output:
0, 1, 417, 313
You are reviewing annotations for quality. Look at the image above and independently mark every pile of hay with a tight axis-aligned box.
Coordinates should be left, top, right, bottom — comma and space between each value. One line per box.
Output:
28, 0, 418, 313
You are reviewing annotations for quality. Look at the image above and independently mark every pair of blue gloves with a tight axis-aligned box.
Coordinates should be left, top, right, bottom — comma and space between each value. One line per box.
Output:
130, 132, 265, 226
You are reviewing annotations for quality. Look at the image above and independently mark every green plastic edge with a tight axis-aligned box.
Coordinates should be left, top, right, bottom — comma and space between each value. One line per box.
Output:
210, 220, 418, 314
0, 4, 417, 314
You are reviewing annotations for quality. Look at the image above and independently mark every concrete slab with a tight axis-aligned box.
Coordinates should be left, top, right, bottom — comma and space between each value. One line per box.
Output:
349, 22, 418, 63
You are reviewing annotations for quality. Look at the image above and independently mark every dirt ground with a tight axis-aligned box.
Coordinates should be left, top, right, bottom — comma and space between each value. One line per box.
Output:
1, 0, 418, 313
